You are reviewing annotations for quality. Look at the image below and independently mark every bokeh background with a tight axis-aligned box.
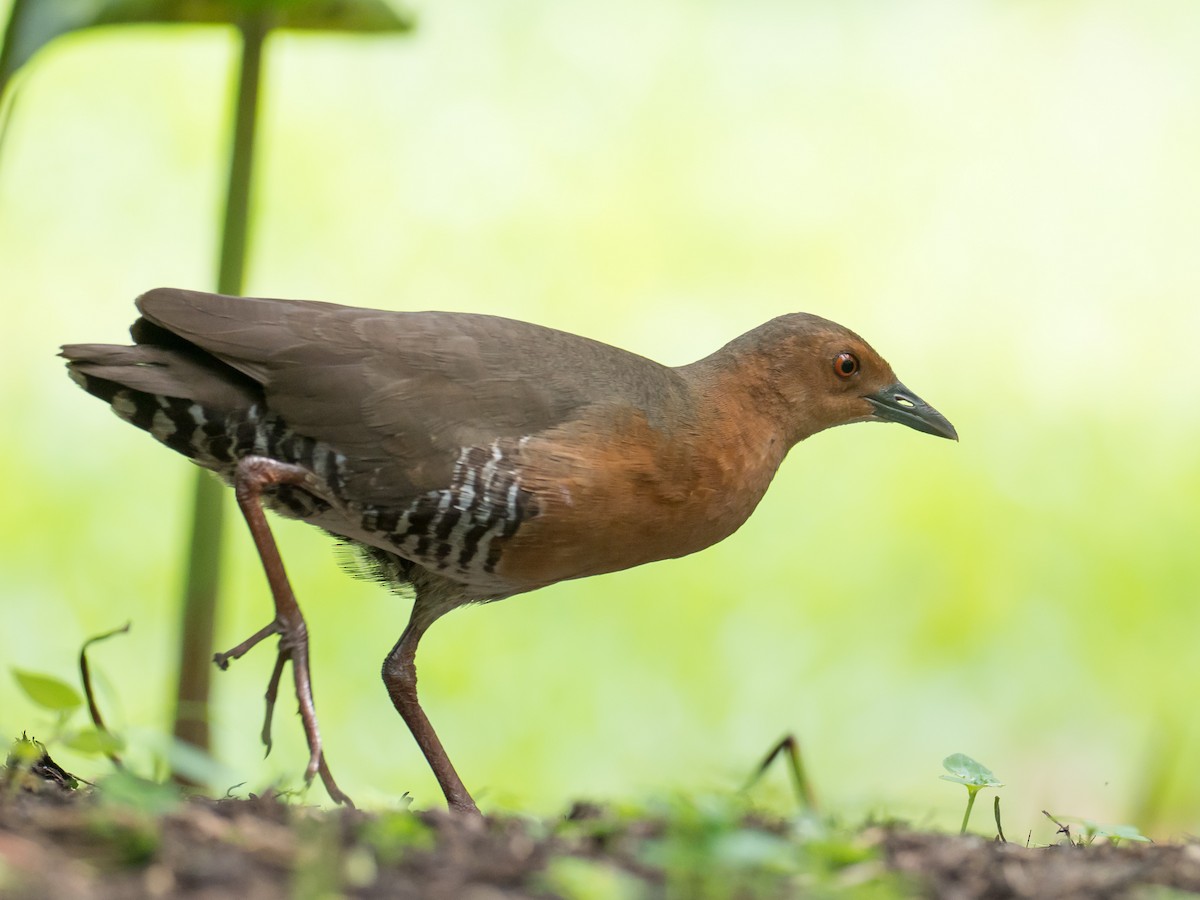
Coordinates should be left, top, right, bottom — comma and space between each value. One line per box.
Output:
2, 0, 1198, 840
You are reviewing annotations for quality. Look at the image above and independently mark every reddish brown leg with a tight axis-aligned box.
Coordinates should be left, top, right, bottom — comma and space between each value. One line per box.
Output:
212, 455, 352, 807
383, 610, 480, 815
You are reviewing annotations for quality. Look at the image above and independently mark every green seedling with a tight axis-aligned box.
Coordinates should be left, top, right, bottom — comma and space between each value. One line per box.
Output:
1045, 812, 1151, 846
10, 624, 227, 797
10, 667, 121, 756
940, 753, 1003, 835
9, 665, 121, 791
1081, 822, 1151, 845
11, 623, 131, 765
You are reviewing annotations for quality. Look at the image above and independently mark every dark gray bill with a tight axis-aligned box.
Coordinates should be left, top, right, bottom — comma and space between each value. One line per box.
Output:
865, 382, 958, 441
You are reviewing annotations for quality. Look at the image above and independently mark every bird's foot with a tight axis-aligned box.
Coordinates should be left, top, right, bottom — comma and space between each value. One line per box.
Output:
212, 617, 354, 807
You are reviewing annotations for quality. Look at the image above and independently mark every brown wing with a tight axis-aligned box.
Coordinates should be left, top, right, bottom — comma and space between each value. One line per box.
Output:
134, 288, 689, 505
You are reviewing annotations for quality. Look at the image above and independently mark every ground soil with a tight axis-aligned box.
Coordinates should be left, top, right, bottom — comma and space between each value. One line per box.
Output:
3, 781, 1200, 899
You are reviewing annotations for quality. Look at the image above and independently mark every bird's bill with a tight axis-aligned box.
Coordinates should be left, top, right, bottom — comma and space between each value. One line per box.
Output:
864, 382, 958, 441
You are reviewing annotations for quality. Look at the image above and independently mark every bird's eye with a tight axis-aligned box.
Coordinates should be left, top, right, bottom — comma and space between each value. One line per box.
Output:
833, 352, 859, 379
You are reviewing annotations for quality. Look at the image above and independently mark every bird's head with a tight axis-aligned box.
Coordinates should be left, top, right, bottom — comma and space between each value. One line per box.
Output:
714, 313, 958, 445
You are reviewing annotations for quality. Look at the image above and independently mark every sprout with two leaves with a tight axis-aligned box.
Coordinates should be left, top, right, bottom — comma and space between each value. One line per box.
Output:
940, 753, 1003, 835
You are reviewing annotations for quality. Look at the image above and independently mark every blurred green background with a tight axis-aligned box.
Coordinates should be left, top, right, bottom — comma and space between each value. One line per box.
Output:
2, 0, 1198, 840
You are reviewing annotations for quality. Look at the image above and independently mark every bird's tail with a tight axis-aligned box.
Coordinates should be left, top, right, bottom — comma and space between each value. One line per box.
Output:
61, 331, 261, 465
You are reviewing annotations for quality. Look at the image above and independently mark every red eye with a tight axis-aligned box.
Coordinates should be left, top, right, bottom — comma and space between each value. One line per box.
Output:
834, 352, 859, 378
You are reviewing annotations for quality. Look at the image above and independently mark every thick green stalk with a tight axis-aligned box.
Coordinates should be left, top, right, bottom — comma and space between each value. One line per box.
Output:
171, 10, 269, 765
0, 0, 30, 158
0, 0, 28, 98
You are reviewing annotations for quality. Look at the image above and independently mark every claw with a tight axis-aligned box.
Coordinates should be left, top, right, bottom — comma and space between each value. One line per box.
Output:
318, 754, 353, 807
261, 651, 288, 755
213, 620, 280, 671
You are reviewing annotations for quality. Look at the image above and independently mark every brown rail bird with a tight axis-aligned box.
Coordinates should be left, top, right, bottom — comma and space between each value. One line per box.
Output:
61, 288, 957, 814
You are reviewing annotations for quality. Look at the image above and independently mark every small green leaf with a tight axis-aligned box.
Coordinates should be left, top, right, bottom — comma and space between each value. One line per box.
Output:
1, 0, 414, 98
1057, 816, 1152, 844
12, 668, 83, 712
939, 753, 1003, 789
96, 770, 181, 815
537, 856, 646, 900
362, 809, 435, 863
1099, 823, 1152, 843
120, 727, 238, 788
65, 727, 125, 755
160, 735, 235, 787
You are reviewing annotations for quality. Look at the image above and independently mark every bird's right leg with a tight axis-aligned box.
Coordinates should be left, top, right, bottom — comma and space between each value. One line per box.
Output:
383, 604, 480, 815
212, 455, 352, 806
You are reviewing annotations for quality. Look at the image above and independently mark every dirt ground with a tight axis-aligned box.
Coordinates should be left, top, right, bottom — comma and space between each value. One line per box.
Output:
3, 778, 1200, 900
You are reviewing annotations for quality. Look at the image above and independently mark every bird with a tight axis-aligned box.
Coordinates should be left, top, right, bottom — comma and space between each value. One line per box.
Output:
61, 287, 957, 814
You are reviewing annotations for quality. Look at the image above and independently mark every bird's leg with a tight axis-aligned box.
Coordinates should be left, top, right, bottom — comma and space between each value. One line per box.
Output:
383, 610, 480, 815
212, 455, 352, 807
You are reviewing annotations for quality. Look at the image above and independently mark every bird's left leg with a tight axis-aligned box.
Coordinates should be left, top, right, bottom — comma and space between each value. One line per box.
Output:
212, 454, 352, 806
382, 594, 479, 815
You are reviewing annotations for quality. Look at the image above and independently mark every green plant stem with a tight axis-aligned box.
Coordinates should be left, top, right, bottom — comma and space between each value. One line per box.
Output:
783, 735, 816, 811
0, 0, 29, 98
0, 0, 30, 168
171, 9, 269, 770
217, 12, 267, 295
960, 788, 979, 834
743, 734, 817, 811
80, 622, 131, 770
